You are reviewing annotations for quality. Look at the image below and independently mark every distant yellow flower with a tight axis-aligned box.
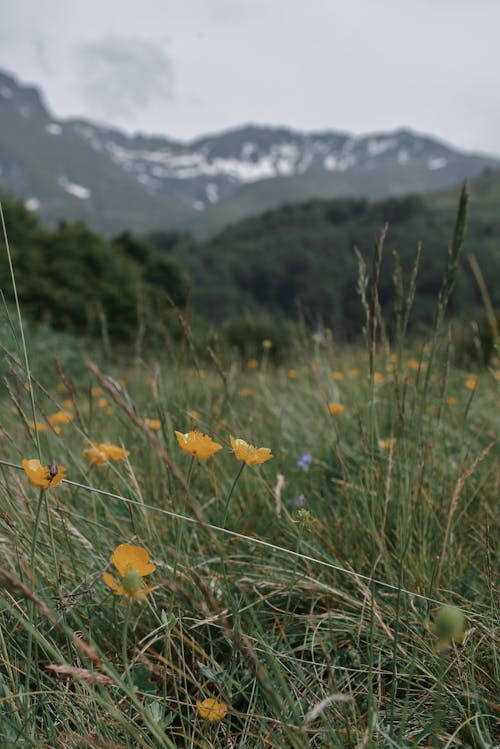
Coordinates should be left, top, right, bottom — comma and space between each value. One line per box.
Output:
29, 421, 45, 433
464, 376, 478, 391
175, 430, 222, 460
91, 387, 102, 397
84, 444, 109, 465
197, 369, 207, 379
22, 458, 66, 489
331, 371, 344, 381
48, 410, 74, 425
144, 418, 161, 430
102, 543, 155, 601
374, 372, 385, 384
62, 399, 74, 409
494, 370, 500, 381
99, 443, 130, 461
240, 388, 255, 397
230, 435, 272, 466
97, 398, 109, 409
447, 396, 458, 406
247, 358, 259, 369
196, 698, 228, 721
328, 402, 345, 415
379, 437, 396, 451
287, 369, 298, 379
389, 353, 399, 363
348, 368, 361, 378
407, 358, 420, 370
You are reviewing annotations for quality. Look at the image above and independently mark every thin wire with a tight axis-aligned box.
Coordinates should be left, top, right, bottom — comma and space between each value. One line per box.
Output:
2, 458, 490, 612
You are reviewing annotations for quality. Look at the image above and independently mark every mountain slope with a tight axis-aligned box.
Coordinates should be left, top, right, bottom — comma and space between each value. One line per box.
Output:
1, 69, 498, 236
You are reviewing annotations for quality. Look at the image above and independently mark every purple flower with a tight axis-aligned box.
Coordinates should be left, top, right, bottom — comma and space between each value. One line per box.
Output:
296, 453, 312, 471
288, 494, 306, 508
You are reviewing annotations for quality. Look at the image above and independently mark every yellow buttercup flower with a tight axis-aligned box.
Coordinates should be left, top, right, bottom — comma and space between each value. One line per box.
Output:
374, 372, 385, 384
29, 421, 46, 433
196, 698, 228, 721
99, 443, 130, 461
348, 368, 361, 378
175, 430, 222, 460
84, 444, 109, 465
48, 410, 74, 425
22, 458, 66, 489
102, 543, 155, 601
328, 402, 345, 415
91, 387, 103, 397
287, 369, 299, 379
464, 376, 478, 391
247, 358, 259, 369
230, 435, 272, 466
144, 418, 161, 430
331, 371, 344, 381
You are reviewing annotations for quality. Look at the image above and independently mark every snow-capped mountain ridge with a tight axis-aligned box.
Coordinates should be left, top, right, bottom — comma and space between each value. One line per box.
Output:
70, 119, 469, 208
1, 68, 498, 234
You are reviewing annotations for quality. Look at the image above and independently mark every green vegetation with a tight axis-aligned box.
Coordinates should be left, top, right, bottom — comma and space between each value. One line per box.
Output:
156, 180, 500, 336
0, 197, 188, 343
0, 186, 498, 747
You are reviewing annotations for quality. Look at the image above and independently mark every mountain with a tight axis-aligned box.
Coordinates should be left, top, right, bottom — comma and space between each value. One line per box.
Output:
1, 69, 498, 236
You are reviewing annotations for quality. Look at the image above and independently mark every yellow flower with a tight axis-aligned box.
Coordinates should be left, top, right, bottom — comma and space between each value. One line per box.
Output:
29, 421, 45, 433
378, 437, 396, 451
99, 443, 130, 461
197, 368, 207, 379
196, 698, 228, 721
230, 435, 272, 466
348, 368, 361, 378
447, 396, 458, 406
247, 358, 259, 369
328, 402, 345, 415
389, 353, 399, 363
48, 410, 74, 425
331, 371, 344, 381
84, 444, 109, 465
22, 458, 66, 489
144, 418, 161, 430
91, 387, 102, 397
240, 388, 255, 397
175, 430, 222, 460
407, 358, 420, 370
97, 398, 109, 409
464, 376, 478, 391
62, 399, 74, 409
102, 543, 155, 601
374, 372, 385, 384
287, 369, 298, 379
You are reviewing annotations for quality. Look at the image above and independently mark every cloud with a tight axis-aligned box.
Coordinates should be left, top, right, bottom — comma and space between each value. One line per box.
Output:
76, 36, 174, 121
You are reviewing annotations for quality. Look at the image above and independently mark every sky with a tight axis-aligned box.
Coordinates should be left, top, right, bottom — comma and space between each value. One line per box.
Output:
1, 0, 499, 155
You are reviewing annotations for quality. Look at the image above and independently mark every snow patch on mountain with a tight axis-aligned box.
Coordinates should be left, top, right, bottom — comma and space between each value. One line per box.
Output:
58, 176, 91, 199
427, 156, 448, 170
46, 123, 62, 136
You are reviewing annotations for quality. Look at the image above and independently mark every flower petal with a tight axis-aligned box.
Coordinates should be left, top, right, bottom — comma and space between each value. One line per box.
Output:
110, 543, 155, 577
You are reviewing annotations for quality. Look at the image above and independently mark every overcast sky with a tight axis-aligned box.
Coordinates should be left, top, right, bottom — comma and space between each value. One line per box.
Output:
1, 0, 499, 155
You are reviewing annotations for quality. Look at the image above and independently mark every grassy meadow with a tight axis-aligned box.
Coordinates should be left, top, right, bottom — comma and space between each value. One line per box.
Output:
0, 192, 498, 748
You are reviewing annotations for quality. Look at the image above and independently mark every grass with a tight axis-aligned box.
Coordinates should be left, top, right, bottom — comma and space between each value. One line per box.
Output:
0, 193, 498, 748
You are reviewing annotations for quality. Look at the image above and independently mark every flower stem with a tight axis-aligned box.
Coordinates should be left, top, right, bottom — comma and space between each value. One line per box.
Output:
221, 463, 245, 527
122, 600, 132, 688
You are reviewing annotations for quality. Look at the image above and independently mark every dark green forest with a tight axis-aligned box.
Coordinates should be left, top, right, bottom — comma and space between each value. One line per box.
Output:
1, 173, 499, 346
